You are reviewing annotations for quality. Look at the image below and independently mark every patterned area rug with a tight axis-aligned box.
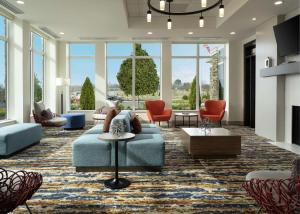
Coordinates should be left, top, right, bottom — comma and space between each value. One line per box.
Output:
1, 125, 299, 213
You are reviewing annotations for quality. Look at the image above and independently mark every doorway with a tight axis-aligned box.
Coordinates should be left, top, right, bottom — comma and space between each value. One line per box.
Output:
244, 40, 256, 128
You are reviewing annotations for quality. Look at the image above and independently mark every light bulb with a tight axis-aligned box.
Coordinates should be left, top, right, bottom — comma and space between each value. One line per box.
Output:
160, 0, 165, 11
199, 16, 204, 28
167, 18, 172, 30
201, 0, 207, 8
147, 10, 152, 23
219, 4, 224, 18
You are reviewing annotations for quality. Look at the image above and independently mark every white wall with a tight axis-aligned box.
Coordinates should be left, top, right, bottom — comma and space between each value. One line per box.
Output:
284, 8, 300, 144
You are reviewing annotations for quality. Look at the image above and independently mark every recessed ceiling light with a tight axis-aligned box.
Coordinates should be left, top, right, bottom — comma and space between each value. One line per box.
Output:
274, 1, 283, 5
59, 32, 65, 35
230, 31, 236, 35
188, 32, 194, 35
252, 17, 257, 21
16, 0, 24, 4
147, 32, 153, 35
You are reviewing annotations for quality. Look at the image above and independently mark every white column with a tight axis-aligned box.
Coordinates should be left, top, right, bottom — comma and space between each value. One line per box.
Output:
95, 41, 106, 109
161, 41, 172, 108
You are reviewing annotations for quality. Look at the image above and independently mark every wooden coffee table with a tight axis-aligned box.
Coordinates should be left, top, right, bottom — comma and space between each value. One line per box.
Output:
182, 128, 241, 158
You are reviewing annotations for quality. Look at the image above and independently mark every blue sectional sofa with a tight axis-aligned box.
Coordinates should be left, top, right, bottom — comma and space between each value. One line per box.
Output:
72, 110, 165, 171
0, 123, 42, 157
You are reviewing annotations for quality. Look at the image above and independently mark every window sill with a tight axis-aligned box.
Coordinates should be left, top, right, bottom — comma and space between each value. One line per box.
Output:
0, 120, 17, 128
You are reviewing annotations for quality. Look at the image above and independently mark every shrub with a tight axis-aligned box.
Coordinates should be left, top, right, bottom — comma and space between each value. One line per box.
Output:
80, 77, 95, 110
189, 77, 201, 109
182, 95, 188, 100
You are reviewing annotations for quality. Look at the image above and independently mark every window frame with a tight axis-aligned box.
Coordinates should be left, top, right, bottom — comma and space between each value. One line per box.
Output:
171, 42, 226, 110
0, 16, 8, 121
30, 32, 46, 107
106, 41, 162, 110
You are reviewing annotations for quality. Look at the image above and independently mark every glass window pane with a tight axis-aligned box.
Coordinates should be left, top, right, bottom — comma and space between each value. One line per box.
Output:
70, 58, 95, 110
0, 40, 6, 120
107, 58, 133, 110
32, 33, 43, 52
172, 59, 196, 110
0, 16, 6, 37
172, 44, 197, 56
70, 44, 95, 57
136, 43, 161, 56
33, 53, 44, 102
107, 43, 133, 57
200, 56, 224, 101
135, 58, 160, 110
199, 44, 225, 57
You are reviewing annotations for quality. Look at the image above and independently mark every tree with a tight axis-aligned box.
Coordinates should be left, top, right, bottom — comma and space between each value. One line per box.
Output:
188, 76, 201, 109
117, 44, 159, 102
80, 77, 95, 110
34, 74, 43, 102
173, 79, 182, 89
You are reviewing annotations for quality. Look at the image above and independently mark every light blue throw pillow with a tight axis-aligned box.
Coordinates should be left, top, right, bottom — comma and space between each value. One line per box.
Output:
109, 114, 131, 133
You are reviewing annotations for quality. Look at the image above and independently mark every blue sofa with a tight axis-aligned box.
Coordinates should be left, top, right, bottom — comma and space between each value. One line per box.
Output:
0, 123, 42, 157
72, 111, 165, 171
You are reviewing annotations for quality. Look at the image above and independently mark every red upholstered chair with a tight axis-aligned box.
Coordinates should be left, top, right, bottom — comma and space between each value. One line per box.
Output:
199, 100, 226, 126
145, 100, 172, 127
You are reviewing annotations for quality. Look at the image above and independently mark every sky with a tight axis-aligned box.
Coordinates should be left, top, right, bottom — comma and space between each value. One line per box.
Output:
0, 16, 6, 89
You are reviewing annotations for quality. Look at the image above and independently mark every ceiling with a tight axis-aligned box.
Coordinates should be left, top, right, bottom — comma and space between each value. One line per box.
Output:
2, 0, 300, 42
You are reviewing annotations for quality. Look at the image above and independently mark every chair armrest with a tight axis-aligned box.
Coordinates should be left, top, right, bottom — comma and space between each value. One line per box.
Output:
200, 108, 208, 115
163, 108, 172, 117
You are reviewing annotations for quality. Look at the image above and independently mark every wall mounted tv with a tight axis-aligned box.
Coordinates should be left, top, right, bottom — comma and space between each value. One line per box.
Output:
273, 15, 300, 57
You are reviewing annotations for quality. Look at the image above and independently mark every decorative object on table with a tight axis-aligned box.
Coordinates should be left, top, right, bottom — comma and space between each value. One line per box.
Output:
199, 118, 212, 134
56, 77, 70, 114
145, 100, 172, 127
103, 109, 117, 132
242, 158, 300, 214
146, 0, 225, 29
98, 132, 135, 189
111, 120, 125, 137
264, 57, 273, 68
33, 102, 67, 128
174, 113, 198, 128
0, 168, 43, 213
199, 100, 226, 127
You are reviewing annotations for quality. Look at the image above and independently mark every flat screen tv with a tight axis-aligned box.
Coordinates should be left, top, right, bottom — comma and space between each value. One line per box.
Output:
273, 15, 300, 57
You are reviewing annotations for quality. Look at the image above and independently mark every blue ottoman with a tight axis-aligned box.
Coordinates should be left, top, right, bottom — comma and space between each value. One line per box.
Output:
0, 123, 42, 156
61, 113, 85, 129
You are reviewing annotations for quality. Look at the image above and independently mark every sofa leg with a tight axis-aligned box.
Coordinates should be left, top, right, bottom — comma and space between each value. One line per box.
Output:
25, 203, 32, 214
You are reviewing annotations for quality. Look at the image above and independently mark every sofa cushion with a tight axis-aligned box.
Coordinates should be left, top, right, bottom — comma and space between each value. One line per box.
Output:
131, 116, 142, 134
103, 109, 117, 133
72, 134, 111, 167
110, 114, 131, 133
41, 109, 53, 120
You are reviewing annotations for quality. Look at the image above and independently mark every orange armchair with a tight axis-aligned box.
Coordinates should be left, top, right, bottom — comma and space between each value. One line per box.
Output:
145, 100, 172, 127
200, 100, 226, 126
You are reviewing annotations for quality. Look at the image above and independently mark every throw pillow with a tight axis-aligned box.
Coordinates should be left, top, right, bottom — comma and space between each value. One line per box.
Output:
34, 102, 45, 117
291, 158, 300, 178
41, 109, 53, 120
131, 116, 142, 134
103, 109, 117, 132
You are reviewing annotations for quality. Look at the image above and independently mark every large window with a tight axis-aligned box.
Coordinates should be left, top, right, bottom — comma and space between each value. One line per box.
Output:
31, 32, 45, 103
69, 43, 95, 110
0, 16, 7, 120
172, 43, 225, 110
106, 42, 161, 110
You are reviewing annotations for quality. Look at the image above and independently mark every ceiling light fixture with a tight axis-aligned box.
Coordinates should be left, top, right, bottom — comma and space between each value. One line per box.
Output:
274, 1, 283, 5
147, 10, 152, 22
252, 17, 257, 21
59, 32, 65, 35
147, 0, 224, 30
147, 32, 153, 35
199, 13, 204, 28
230, 31, 236, 35
188, 32, 194, 35
16, 0, 24, 4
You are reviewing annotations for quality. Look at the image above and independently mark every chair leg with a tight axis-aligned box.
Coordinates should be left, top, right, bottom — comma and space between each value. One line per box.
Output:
219, 121, 222, 127
167, 121, 169, 128
159, 121, 160, 126
25, 203, 32, 214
